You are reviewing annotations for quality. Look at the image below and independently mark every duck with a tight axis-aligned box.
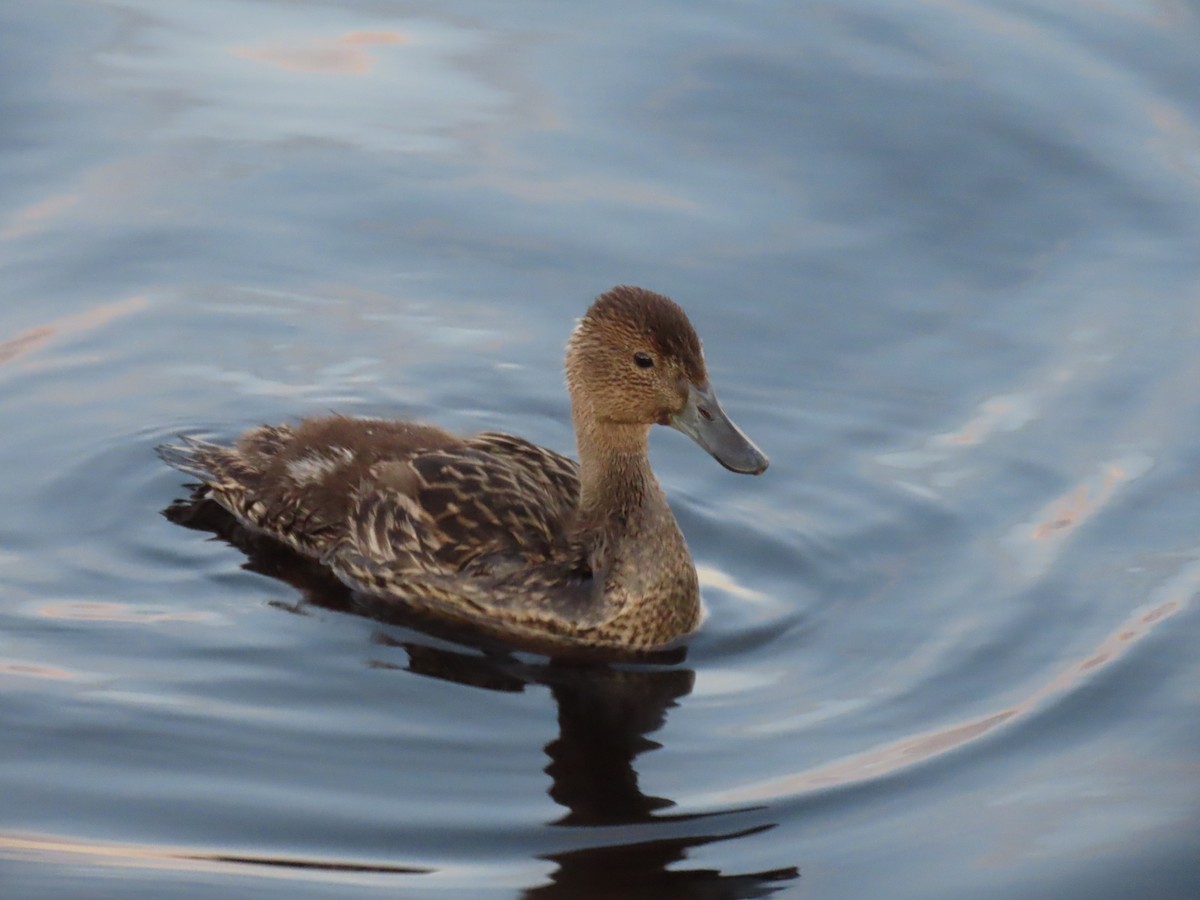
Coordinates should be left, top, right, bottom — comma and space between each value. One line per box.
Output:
158, 285, 768, 655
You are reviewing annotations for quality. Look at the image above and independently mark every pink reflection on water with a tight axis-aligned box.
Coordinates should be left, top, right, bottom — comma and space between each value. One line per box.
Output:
0, 295, 149, 370
706, 559, 1200, 803
0, 831, 431, 882
232, 31, 410, 75
36, 601, 211, 624
0, 660, 76, 681
0, 194, 80, 241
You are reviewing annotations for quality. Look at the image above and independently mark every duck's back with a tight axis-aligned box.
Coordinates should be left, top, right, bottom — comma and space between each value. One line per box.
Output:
158, 415, 581, 571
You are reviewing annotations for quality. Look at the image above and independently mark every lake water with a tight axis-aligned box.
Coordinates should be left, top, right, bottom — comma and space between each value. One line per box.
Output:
2, 1, 1199, 897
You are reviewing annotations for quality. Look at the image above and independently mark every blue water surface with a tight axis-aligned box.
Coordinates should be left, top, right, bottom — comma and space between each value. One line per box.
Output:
1, 1, 1199, 897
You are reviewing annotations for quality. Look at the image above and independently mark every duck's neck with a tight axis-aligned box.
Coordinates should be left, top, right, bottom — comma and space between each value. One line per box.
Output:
572, 411, 663, 526
570, 401, 698, 631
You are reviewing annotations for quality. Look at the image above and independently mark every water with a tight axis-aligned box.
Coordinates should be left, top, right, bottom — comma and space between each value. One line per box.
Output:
2, 1, 1199, 897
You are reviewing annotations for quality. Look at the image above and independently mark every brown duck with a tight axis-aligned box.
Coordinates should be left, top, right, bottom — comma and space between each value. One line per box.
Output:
159, 286, 768, 655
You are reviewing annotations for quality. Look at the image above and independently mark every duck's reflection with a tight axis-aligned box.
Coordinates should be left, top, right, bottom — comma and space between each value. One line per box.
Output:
384, 641, 799, 899
164, 497, 799, 897
534, 669, 797, 898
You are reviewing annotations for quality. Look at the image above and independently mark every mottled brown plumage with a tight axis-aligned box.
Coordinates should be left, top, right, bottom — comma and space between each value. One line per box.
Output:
158, 285, 767, 655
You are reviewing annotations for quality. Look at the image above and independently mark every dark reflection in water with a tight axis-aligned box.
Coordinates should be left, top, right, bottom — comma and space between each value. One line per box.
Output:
164, 495, 799, 898
543, 664, 691, 826
405, 646, 799, 899
528, 824, 796, 900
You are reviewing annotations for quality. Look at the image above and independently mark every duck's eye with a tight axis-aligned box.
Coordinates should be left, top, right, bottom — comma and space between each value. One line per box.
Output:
633, 352, 654, 369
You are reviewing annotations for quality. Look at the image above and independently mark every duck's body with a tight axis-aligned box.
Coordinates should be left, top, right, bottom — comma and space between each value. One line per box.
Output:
159, 286, 766, 654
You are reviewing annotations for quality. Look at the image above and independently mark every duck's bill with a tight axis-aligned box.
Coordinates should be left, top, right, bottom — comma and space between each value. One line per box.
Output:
670, 382, 769, 475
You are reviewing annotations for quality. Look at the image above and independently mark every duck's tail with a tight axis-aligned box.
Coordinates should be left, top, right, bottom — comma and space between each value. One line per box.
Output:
156, 435, 263, 511
155, 435, 233, 483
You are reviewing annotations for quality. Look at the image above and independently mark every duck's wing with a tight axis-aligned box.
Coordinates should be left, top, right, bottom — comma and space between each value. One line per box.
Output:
160, 419, 603, 637
329, 517, 615, 649
157, 416, 466, 557
463, 432, 580, 512
325, 436, 616, 642
336, 438, 579, 576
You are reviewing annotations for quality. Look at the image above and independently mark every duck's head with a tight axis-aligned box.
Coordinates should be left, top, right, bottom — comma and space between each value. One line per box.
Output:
566, 285, 768, 475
